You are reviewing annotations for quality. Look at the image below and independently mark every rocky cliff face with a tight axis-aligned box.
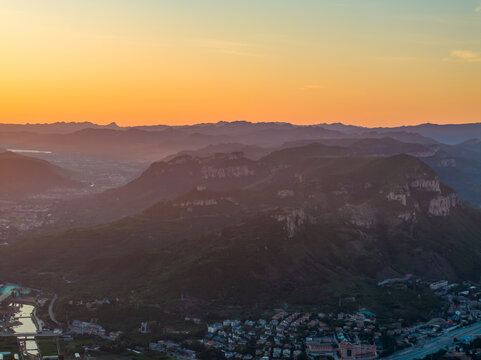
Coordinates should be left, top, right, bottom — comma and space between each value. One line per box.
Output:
275, 209, 308, 238
428, 193, 458, 216
342, 172, 460, 228
201, 165, 255, 179
270, 157, 462, 231
410, 178, 441, 192
387, 191, 408, 206
384, 173, 458, 218
174, 198, 218, 208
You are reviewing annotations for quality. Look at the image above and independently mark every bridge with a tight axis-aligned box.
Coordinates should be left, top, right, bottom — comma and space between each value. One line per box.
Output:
0, 332, 60, 337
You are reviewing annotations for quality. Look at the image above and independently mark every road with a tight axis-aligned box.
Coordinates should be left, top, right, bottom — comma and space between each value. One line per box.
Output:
48, 294, 60, 326
383, 322, 481, 360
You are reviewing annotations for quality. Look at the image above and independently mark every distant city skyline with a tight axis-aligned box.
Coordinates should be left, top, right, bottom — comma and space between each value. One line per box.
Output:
1, 0, 480, 126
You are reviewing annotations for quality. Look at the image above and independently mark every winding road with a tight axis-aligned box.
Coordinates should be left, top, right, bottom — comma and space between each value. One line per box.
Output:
48, 294, 60, 326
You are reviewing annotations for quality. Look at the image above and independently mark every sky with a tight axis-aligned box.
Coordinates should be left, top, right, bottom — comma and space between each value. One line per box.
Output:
0, 0, 480, 127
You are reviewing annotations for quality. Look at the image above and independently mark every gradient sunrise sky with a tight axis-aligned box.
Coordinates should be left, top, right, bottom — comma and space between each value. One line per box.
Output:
1, 0, 480, 127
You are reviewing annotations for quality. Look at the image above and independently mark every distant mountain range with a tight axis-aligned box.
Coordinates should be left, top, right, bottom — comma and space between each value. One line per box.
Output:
0, 151, 81, 199
319, 122, 481, 144
1, 121, 479, 162
0, 121, 120, 134
1, 120, 480, 145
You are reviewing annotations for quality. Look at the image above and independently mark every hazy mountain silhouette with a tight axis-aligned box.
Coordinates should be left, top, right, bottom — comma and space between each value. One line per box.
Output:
0, 121, 120, 134
320, 122, 481, 144
0, 121, 444, 162
0, 151, 81, 199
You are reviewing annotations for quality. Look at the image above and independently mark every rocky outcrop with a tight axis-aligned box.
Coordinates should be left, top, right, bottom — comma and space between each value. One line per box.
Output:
387, 191, 408, 206
275, 209, 307, 238
410, 178, 441, 192
428, 194, 458, 216
398, 211, 416, 221
174, 199, 218, 208
201, 165, 255, 179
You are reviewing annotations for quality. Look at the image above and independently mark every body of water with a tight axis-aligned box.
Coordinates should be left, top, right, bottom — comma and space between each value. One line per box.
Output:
11, 303, 40, 358
7, 149, 52, 154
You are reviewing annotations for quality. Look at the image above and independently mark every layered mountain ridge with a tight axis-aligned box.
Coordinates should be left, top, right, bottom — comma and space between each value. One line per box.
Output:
2, 147, 479, 317
52, 138, 457, 226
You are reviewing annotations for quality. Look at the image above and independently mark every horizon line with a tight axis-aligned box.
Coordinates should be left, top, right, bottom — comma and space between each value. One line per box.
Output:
1, 120, 481, 129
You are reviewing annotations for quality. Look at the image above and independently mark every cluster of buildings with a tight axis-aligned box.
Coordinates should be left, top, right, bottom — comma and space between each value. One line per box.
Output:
0, 156, 135, 243
5, 276, 477, 360
200, 310, 378, 360
0, 201, 54, 241
69, 320, 121, 341
70, 320, 107, 337
144, 279, 481, 359
149, 340, 197, 360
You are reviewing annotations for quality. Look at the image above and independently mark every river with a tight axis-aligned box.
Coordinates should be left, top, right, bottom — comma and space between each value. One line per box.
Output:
10, 303, 40, 359
7, 149, 52, 154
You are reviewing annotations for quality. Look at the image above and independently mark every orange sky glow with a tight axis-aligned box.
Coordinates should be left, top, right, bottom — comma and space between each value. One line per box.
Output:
1, 0, 480, 127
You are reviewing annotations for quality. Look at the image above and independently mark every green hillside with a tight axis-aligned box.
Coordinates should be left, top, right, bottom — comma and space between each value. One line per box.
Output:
2, 152, 480, 322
